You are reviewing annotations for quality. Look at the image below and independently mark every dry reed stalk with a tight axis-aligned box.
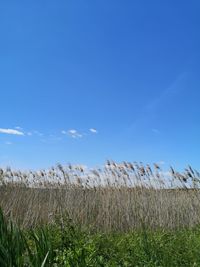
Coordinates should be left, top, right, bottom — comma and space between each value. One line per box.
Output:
0, 162, 200, 231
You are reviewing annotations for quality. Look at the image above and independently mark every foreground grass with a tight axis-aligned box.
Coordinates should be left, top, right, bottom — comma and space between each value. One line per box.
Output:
1, 208, 200, 267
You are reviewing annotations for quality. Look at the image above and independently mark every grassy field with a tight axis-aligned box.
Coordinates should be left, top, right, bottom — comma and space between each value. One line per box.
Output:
0, 161, 200, 266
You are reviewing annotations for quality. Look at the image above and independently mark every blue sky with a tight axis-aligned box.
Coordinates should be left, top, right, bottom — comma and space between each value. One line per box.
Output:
0, 0, 200, 170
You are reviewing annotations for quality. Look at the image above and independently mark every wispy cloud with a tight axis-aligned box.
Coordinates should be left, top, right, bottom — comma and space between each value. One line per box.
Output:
123, 72, 188, 135
90, 128, 98, 134
69, 130, 83, 138
0, 128, 24, 136
33, 130, 44, 136
15, 126, 23, 130
62, 128, 99, 139
62, 129, 83, 139
145, 72, 188, 112
5, 141, 12, 145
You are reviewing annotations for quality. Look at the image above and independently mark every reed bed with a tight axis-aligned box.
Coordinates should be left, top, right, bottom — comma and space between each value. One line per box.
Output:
0, 161, 200, 231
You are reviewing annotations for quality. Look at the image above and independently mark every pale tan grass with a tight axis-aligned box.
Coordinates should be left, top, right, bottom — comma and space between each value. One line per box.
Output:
0, 162, 200, 231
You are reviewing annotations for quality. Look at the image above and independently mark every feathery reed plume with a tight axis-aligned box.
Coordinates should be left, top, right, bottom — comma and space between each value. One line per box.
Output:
0, 161, 200, 231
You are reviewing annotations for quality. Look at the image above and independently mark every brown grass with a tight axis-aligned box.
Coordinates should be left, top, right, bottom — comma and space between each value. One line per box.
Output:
0, 161, 200, 231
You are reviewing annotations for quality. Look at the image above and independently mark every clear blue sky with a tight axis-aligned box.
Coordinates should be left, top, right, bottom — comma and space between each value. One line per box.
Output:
0, 0, 200, 170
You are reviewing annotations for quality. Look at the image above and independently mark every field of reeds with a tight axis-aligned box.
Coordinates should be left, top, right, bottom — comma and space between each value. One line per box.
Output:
1, 161, 200, 266
0, 161, 200, 230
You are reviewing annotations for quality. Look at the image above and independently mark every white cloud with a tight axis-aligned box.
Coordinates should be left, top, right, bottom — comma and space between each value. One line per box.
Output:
62, 129, 83, 138
75, 134, 83, 138
24, 130, 43, 136
0, 128, 24, 136
90, 128, 98, 134
68, 129, 77, 135
62, 128, 99, 139
69, 130, 83, 138
15, 126, 23, 130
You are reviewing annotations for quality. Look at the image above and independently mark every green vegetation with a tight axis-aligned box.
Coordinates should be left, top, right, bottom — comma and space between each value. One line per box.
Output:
1, 162, 200, 266
1, 208, 200, 266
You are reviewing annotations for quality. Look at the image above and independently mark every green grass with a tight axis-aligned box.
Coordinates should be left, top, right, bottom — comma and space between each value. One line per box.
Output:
1, 208, 200, 266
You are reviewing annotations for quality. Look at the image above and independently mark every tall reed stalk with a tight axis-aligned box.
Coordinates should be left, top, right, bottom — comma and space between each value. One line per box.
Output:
0, 162, 200, 231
